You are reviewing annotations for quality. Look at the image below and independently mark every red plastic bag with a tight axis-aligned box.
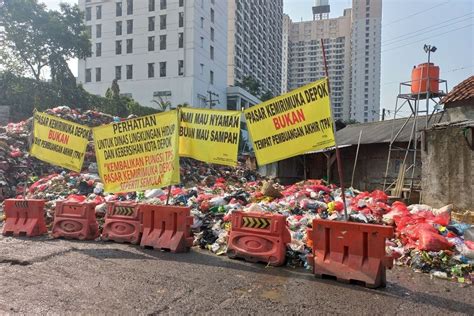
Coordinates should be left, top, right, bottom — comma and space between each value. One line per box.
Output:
465, 240, 474, 250
433, 211, 451, 226
370, 190, 388, 203
418, 229, 453, 251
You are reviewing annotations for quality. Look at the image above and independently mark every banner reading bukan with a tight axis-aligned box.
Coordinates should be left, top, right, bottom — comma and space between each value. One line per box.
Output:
93, 111, 180, 193
179, 108, 241, 166
244, 78, 335, 165
30, 111, 91, 172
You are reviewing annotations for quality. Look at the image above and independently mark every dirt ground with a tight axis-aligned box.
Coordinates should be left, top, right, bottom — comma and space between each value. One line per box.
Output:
0, 236, 473, 315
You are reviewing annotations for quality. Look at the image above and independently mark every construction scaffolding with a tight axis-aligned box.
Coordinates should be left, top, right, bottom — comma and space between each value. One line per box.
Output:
383, 46, 448, 202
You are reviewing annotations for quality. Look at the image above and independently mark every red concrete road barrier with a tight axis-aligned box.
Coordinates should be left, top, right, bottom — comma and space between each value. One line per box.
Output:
226, 211, 291, 266
102, 201, 142, 244
307, 219, 394, 288
140, 205, 193, 253
52, 201, 99, 240
2, 199, 47, 237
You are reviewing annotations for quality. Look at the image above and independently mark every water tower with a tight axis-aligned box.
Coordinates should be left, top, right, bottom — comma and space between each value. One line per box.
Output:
313, 0, 330, 20
383, 44, 448, 202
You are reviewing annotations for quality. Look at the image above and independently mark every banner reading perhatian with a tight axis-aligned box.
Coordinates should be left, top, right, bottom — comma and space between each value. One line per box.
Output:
30, 111, 91, 172
179, 108, 241, 166
244, 78, 336, 165
93, 111, 180, 193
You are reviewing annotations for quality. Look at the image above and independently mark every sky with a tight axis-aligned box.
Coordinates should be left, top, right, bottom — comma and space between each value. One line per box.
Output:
42, 0, 473, 118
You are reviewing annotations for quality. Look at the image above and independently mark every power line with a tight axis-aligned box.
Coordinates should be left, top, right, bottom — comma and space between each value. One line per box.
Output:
382, 18, 473, 47
382, 13, 473, 45
382, 1, 452, 27
381, 24, 473, 53
444, 65, 474, 73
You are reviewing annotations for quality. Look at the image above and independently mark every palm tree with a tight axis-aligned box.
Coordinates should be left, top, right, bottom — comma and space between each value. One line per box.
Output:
151, 96, 172, 112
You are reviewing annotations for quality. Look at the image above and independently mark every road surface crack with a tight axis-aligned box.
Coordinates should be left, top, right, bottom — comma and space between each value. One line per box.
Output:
0, 258, 31, 266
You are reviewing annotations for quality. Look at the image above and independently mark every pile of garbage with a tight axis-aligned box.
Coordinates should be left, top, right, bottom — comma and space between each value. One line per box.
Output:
0, 107, 472, 284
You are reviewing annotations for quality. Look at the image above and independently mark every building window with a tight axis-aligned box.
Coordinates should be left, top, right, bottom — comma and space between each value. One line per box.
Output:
178, 32, 183, 48
127, 20, 133, 34
115, 40, 122, 54
127, 0, 133, 14
126, 64, 133, 79
160, 0, 166, 10
148, 36, 155, 51
210, 45, 214, 60
96, 24, 101, 38
160, 15, 166, 30
85, 68, 91, 82
200, 36, 204, 48
95, 67, 101, 82
149, 0, 155, 11
210, 27, 214, 41
178, 60, 184, 76
116, 21, 122, 35
85, 7, 91, 21
159, 62, 166, 77
115, 66, 122, 80
96, 5, 102, 19
210, 70, 214, 84
210, 8, 214, 23
366, 0, 370, 5
126, 39, 133, 53
95, 43, 101, 57
86, 25, 92, 38
179, 0, 184, 7
148, 16, 155, 31
200, 17, 204, 28
116, 2, 122, 16
148, 63, 155, 78
160, 35, 166, 50
179, 12, 184, 27
200, 63, 204, 75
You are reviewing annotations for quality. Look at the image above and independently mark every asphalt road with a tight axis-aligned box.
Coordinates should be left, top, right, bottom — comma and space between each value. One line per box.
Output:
0, 236, 472, 315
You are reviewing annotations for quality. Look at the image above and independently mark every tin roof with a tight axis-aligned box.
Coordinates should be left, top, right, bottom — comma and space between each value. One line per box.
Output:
335, 114, 446, 145
441, 76, 474, 106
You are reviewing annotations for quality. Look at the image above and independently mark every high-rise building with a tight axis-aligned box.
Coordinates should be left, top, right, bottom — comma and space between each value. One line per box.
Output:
350, 0, 382, 123
281, 14, 291, 94
282, 0, 382, 122
227, 0, 283, 97
78, 0, 228, 109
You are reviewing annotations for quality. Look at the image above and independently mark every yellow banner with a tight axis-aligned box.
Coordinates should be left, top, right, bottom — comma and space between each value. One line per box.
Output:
30, 111, 91, 172
179, 108, 241, 166
93, 111, 180, 193
244, 78, 336, 165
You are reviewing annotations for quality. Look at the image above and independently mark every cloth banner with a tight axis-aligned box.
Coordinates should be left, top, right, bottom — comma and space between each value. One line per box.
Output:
93, 111, 180, 193
244, 78, 336, 165
30, 111, 91, 172
179, 108, 241, 166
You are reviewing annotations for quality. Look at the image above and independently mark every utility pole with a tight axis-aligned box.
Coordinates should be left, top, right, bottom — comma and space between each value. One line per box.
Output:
206, 90, 219, 109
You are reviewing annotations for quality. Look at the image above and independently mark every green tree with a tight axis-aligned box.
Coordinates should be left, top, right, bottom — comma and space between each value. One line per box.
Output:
260, 90, 274, 101
0, 0, 91, 80
237, 76, 261, 97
